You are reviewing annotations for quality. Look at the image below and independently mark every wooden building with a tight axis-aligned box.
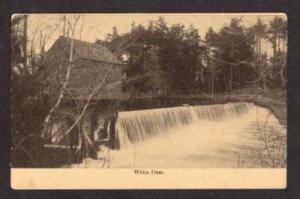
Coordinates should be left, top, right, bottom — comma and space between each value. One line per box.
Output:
42, 36, 128, 156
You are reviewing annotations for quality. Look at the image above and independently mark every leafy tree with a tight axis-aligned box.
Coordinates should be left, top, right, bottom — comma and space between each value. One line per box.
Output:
156, 23, 201, 94
246, 18, 269, 90
122, 24, 162, 95
116, 18, 202, 95
268, 16, 287, 57
205, 27, 218, 48
251, 18, 268, 57
204, 27, 219, 94
268, 16, 287, 88
213, 18, 255, 91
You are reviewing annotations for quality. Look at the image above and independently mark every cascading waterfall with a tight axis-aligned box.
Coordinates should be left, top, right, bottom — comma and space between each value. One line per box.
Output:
116, 102, 253, 148
71, 102, 285, 168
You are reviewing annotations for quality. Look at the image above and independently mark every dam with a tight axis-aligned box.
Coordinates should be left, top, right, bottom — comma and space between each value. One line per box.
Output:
73, 102, 286, 168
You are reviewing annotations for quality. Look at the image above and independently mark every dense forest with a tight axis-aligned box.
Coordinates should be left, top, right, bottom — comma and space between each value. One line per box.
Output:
100, 16, 287, 96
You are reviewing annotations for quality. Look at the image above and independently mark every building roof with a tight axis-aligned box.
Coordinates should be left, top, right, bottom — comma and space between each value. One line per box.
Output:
44, 36, 129, 101
51, 36, 123, 65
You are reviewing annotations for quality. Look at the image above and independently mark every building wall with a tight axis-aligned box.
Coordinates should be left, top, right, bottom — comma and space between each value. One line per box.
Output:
68, 59, 125, 100
44, 38, 127, 102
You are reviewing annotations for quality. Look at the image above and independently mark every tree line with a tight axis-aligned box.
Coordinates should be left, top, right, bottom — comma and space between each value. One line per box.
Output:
101, 16, 287, 96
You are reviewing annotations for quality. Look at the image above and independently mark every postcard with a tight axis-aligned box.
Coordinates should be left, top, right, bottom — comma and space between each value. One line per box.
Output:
10, 13, 287, 189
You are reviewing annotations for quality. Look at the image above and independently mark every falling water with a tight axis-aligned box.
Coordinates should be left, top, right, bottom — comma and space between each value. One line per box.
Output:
116, 103, 252, 148
71, 102, 286, 168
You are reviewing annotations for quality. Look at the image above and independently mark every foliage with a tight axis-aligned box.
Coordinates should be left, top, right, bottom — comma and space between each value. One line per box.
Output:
107, 17, 202, 95
205, 18, 256, 91
100, 16, 287, 96
268, 16, 287, 57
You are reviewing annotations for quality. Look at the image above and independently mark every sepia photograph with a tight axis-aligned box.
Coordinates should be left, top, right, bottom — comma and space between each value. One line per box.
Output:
10, 13, 287, 188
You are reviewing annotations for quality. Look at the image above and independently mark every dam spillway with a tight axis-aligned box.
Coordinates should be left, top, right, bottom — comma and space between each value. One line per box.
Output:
72, 102, 286, 168
116, 103, 252, 148
110, 102, 286, 168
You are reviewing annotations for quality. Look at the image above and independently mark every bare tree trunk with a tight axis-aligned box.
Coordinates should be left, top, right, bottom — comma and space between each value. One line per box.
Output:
279, 61, 286, 88
258, 38, 260, 56
277, 36, 281, 54
63, 16, 66, 37
273, 36, 277, 58
79, 16, 85, 40
262, 75, 267, 92
41, 15, 78, 139
211, 72, 214, 103
230, 65, 233, 92
23, 15, 28, 67
282, 39, 285, 54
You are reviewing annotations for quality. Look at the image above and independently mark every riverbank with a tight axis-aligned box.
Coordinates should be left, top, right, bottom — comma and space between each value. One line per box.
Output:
212, 88, 286, 126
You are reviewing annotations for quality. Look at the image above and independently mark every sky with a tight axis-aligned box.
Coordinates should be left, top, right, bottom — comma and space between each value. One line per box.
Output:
26, 13, 287, 56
